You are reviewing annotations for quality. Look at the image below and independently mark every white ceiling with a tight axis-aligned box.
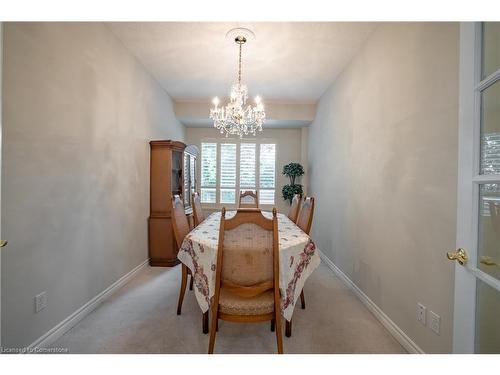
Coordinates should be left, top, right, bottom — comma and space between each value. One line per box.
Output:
106, 22, 378, 102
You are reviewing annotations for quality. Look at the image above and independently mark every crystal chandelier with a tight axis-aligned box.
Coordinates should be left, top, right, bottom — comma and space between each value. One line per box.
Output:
210, 32, 265, 138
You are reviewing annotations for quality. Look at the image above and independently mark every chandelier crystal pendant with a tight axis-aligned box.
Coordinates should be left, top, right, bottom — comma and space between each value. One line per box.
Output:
210, 32, 265, 138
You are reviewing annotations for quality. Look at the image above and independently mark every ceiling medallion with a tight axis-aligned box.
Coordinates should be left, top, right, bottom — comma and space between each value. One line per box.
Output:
209, 28, 265, 138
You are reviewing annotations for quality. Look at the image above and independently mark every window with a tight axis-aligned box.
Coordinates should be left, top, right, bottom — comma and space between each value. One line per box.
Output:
201, 143, 217, 203
240, 143, 256, 188
220, 143, 237, 203
259, 144, 276, 205
199, 141, 276, 205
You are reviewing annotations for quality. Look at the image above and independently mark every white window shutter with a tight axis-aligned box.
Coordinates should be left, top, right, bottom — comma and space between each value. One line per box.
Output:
240, 143, 256, 188
220, 143, 236, 203
201, 143, 217, 203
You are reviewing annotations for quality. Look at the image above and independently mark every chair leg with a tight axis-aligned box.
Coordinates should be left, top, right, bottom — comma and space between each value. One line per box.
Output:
208, 308, 218, 353
189, 274, 194, 291
176, 264, 188, 315
300, 289, 306, 309
285, 319, 292, 338
275, 313, 283, 354
216, 319, 219, 332
203, 311, 209, 334
271, 319, 275, 332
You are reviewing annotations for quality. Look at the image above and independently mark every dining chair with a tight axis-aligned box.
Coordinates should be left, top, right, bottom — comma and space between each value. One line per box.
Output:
297, 196, 315, 234
171, 195, 209, 333
192, 191, 205, 227
238, 190, 259, 208
286, 196, 315, 337
287, 193, 301, 223
488, 201, 500, 240
208, 207, 283, 354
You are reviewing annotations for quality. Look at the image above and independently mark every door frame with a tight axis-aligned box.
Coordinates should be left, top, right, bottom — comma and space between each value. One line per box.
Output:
454, 21, 500, 353
0, 21, 3, 349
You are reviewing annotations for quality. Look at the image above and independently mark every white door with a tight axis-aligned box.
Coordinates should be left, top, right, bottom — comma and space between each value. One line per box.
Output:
0, 21, 3, 348
452, 22, 500, 353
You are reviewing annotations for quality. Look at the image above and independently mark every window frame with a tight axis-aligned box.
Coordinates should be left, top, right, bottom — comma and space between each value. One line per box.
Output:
198, 138, 278, 209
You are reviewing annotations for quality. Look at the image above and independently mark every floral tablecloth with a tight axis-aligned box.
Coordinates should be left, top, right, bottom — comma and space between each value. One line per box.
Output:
177, 211, 321, 321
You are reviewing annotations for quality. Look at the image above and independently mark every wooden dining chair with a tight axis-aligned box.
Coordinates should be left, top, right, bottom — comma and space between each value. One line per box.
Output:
192, 191, 205, 227
297, 196, 315, 234
208, 207, 283, 354
238, 190, 259, 208
286, 196, 315, 337
488, 201, 500, 241
171, 195, 209, 333
287, 194, 301, 223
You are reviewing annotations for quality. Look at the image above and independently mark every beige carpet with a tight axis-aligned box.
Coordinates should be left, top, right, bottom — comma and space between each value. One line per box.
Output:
51, 263, 406, 354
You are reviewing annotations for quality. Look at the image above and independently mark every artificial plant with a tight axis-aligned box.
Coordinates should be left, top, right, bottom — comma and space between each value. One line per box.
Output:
282, 162, 305, 204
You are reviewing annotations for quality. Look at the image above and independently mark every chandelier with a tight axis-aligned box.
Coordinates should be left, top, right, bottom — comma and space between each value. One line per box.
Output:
210, 30, 265, 138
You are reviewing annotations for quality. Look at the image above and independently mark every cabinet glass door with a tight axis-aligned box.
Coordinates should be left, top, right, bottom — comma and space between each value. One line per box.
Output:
184, 154, 190, 207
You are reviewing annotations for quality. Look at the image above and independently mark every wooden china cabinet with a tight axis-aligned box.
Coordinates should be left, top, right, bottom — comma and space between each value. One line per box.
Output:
148, 140, 198, 267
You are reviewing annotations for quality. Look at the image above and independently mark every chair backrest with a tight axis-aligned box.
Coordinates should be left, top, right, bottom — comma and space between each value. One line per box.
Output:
488, 201, 500, 236
238, 190, 259, 208
171, 195, 190, 248
214, 207, 279, 298
287, 194, 301, 223
296, 196, 315, 235
192, 191, 205, 227
488, 201, 499, 217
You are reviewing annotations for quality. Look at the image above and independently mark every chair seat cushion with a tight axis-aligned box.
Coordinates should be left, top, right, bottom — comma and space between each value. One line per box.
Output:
219, 287, 275, 316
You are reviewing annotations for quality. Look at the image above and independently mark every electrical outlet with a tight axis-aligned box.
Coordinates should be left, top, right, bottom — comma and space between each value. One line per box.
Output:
429, 311, 441, 335
417, 303, 426, 325
35, 292, 47, 313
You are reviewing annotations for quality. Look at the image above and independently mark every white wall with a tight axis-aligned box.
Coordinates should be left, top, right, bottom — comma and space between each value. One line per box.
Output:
308, 23, 459, 353
1, 22, 185, 347
185, 127, 306, 214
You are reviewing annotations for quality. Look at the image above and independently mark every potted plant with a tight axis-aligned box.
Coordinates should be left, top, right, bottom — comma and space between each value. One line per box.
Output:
282, 162, 304, 204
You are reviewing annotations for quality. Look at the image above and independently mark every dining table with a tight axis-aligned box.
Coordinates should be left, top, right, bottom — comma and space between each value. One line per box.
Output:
177, 210, 321, 333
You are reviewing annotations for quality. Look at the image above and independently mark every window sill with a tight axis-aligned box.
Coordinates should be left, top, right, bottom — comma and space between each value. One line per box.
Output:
201, 203, 278, 211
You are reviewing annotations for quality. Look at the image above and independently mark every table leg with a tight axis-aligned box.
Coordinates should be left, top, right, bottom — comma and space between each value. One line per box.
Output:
285, 319, 292, 337
203, 311, 209, 334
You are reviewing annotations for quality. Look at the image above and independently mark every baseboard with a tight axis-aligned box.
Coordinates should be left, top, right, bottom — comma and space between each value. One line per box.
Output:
318, 250, 424, 354
29, 259, 150, 349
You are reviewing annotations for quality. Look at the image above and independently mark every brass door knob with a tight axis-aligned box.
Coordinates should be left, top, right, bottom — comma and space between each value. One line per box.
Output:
0, 240, 7, 247
447, 248, 468, 266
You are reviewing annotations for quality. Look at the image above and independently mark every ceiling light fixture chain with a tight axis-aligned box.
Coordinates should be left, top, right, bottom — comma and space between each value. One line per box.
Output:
210, 30, 265, 138
237, 36, 244, 85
